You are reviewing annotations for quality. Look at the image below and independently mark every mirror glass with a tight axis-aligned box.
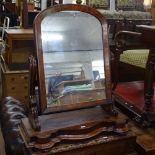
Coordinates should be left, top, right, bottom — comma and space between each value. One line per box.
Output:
41, 11, 106, 107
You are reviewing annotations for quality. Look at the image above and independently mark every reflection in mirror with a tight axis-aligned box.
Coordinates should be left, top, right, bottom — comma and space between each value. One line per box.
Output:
41, 11, 106, 107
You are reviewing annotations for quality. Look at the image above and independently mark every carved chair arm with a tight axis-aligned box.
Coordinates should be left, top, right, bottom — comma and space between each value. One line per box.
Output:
114, 30, 142, 57
112, 30, 147, 89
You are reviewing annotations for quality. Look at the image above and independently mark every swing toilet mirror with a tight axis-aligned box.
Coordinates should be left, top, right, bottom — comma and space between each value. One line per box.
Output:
33, 4, 112, 114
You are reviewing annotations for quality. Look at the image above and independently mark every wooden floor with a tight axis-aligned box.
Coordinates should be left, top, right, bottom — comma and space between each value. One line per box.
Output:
128, 121, 155, 155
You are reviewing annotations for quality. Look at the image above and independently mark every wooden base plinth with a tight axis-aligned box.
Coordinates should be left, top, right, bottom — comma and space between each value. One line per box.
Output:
20, 106, 136, 155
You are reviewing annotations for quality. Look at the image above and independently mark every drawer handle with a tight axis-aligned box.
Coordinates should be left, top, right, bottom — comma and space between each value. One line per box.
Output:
20, 76, 28, 80
25, 96, 28, 99
11, 78, 15, 81
24, 76, 28, 80
11, 87, 15, 90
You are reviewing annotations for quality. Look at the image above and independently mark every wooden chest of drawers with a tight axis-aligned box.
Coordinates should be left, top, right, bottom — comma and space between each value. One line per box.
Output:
0, 29, 34, 104
1, 60, 29, 104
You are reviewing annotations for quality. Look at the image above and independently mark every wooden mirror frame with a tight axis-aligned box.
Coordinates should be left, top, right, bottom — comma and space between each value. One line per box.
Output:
33, 4, 112, 114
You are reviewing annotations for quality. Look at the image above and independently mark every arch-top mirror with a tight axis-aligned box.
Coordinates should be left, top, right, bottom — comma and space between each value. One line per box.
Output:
33, 4, 112, 114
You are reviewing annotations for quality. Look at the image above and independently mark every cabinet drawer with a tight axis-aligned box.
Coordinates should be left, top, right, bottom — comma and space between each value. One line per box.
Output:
6, 83, 28, 94
1, 64, 29, 104
5, 73, 29, 84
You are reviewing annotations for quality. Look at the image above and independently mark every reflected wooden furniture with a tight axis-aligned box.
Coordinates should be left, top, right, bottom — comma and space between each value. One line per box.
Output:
113, 25, 155, 127
55, 79, 105, 105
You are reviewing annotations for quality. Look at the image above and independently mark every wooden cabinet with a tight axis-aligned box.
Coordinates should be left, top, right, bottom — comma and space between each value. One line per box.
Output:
1, 61, 29, 104
5, 29, 34, 68
0, 29, 34, 104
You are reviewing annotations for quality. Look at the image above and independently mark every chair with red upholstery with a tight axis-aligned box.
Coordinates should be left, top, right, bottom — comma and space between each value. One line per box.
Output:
112, 26, 155, 128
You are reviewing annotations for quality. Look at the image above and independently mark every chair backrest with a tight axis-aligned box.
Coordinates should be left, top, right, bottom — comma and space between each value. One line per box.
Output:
1, 16, 10, 41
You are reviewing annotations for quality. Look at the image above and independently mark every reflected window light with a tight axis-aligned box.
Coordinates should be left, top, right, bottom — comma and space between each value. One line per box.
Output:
92, 60, 103, 66
92, 60, 105, 78
42, 33, 63, 41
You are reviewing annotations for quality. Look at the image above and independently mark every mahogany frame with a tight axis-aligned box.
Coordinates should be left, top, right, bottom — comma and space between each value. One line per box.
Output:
33, 4, 112, 114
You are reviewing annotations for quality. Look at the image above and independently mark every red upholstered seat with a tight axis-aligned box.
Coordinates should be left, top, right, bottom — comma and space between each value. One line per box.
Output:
112, 27, 155, 126
113, 82, 155, 113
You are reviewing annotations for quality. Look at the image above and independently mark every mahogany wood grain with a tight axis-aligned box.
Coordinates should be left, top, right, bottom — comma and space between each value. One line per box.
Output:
20, 106, 135, 154
33, 4, 112, 114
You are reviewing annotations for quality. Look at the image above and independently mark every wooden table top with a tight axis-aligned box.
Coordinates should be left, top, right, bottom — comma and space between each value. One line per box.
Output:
5, 28, 34, 39
5, 28, 33, 35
